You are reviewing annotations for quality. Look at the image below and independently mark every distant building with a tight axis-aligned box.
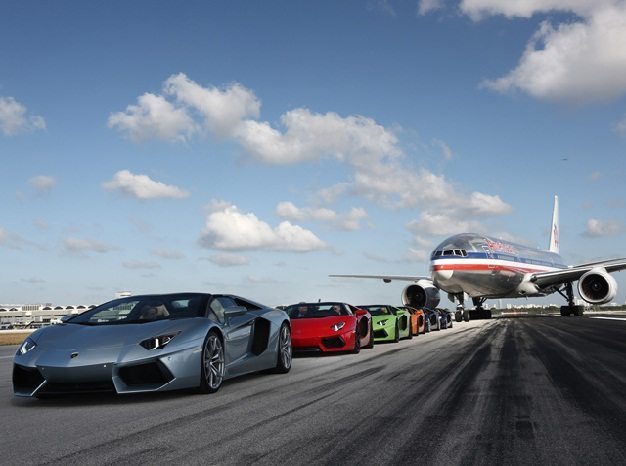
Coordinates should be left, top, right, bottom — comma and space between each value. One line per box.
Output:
0, 303, 98, 326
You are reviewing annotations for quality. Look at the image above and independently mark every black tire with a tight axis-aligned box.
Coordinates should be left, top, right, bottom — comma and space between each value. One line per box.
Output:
364, 323, 375, 348
455, 311, 463, 322
463, 310, 470, 322
198, 330, 225, 394
352, 327, 361, 354
393, 321, 400, 342
272, 322, 292, 373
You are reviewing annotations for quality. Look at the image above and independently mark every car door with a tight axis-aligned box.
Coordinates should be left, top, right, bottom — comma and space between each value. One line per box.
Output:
210, 296, 256, 377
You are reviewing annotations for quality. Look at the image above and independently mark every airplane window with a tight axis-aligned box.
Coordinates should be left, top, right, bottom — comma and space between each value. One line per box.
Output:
435, 251, 442, 257
443, 250, 453, 256
454, 249, 462, 256
461, 250, 468, 256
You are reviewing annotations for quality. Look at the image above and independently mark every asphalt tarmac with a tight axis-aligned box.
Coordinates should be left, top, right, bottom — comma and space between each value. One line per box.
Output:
1, 315, 625, 465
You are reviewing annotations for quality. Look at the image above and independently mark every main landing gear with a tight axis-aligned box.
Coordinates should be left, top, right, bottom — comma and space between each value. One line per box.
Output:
471, 297, 492, 320
558, 282, 584, 316
454, 296, 492, 322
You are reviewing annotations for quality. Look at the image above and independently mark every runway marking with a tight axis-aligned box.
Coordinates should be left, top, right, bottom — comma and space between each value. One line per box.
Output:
0, 355, 14, 359
588, 316, 626, 321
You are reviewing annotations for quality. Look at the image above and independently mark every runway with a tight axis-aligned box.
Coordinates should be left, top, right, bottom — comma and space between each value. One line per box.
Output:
1, 316, 625, 465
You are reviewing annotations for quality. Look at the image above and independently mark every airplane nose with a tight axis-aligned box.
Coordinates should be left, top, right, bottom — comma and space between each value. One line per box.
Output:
433, 269, 454, 282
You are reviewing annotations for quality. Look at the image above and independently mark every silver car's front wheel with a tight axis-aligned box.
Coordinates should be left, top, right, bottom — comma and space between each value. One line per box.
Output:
199, 331, 224, 393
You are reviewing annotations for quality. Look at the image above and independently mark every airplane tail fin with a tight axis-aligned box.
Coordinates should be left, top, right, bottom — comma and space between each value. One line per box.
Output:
549, 195, 559, 254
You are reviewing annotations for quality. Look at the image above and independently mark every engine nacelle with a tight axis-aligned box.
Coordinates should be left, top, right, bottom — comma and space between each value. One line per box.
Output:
402, 280, 440, 309
578, 268, 617, 304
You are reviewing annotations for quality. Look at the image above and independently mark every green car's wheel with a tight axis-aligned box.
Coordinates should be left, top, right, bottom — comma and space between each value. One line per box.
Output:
394, 321, 400, 343
199, 330, 224, 393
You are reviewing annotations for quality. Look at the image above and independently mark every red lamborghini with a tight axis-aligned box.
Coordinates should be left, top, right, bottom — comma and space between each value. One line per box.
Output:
285, 302, 373, 353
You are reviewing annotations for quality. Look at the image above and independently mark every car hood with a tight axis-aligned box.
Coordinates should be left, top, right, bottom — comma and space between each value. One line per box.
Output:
291, 316, 355, 333
29, 320, 188, 350
371, 314, 395, 322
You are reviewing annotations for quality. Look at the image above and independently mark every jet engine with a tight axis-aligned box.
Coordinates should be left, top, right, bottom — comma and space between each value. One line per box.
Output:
402, 279, 440, 309
578, 268, 617, 304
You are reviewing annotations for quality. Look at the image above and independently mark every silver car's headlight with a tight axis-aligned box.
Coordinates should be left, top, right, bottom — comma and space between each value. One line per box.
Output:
331, 321, 345, 332
17, 337, 37, 355
140, 332, 180, 350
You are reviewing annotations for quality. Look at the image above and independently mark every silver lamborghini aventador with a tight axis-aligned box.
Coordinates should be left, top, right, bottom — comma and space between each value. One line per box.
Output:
13, 292, 292, 397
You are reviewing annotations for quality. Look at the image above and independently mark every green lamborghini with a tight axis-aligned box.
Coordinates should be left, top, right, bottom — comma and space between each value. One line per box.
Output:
357, 305, 412, 343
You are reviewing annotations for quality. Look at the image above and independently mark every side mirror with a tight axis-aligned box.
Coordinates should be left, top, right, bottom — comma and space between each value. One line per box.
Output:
354, 309, 368, 317
60, 315, 73, 323
224, 306, 247, 318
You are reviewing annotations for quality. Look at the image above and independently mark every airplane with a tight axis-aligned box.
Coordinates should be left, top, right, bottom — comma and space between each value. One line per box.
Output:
330, 196, 626, 322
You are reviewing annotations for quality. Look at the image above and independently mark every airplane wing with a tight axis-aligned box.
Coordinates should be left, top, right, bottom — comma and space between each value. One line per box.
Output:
531, 258, 626, 288
329, 274, 431, 283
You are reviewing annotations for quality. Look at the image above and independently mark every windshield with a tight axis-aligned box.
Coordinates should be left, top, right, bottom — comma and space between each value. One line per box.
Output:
68, 293, 206, 325
285, 303, 351, 319
358, 305, 392, 316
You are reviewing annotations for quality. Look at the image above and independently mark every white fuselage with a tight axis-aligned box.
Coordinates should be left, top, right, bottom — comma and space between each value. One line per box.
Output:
429, 234, 566, 299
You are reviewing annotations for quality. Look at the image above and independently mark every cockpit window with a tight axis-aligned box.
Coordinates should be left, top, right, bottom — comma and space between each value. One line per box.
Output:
438, 249, 467, 257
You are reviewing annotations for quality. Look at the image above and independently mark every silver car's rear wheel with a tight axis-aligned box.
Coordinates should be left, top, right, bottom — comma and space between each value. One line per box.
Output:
200, 331, 224, 393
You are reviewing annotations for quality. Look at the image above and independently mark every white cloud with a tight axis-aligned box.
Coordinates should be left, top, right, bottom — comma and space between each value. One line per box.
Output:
275, 201, 368, 230
0, 96, 46, 135
404, 248, 429, 262
235, 107, 401, 165
408, 212, 485, 236
245, 275, 280, 284
432, 138, 453, 159
153, 249, 184, 260
472, 2, 626, 103
21, 277, 45, 284
103, 170, 189, 200
413, 235, 433, 248
164, 73, 260, 138
614, 114, 626, 135
112, 75, 511, 220
418, 0, 445, 16
64, 237, 115, 253
108, 92, 197, 142
205, 253, 249, 267
0, 227, 19, 249
122, 260, 161, 269
582, 218, 626, 237
29, 175, 56, 192
200, 200, 328, 252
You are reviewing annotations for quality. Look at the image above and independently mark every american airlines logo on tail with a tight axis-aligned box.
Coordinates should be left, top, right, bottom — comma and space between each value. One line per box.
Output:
549, 195, 560, 254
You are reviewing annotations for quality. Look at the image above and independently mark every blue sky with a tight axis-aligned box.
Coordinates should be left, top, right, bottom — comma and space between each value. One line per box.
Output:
1, 0, 625, 307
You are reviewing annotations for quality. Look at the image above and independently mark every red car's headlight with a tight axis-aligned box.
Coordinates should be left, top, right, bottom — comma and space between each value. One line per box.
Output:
331, 321, 345, 332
